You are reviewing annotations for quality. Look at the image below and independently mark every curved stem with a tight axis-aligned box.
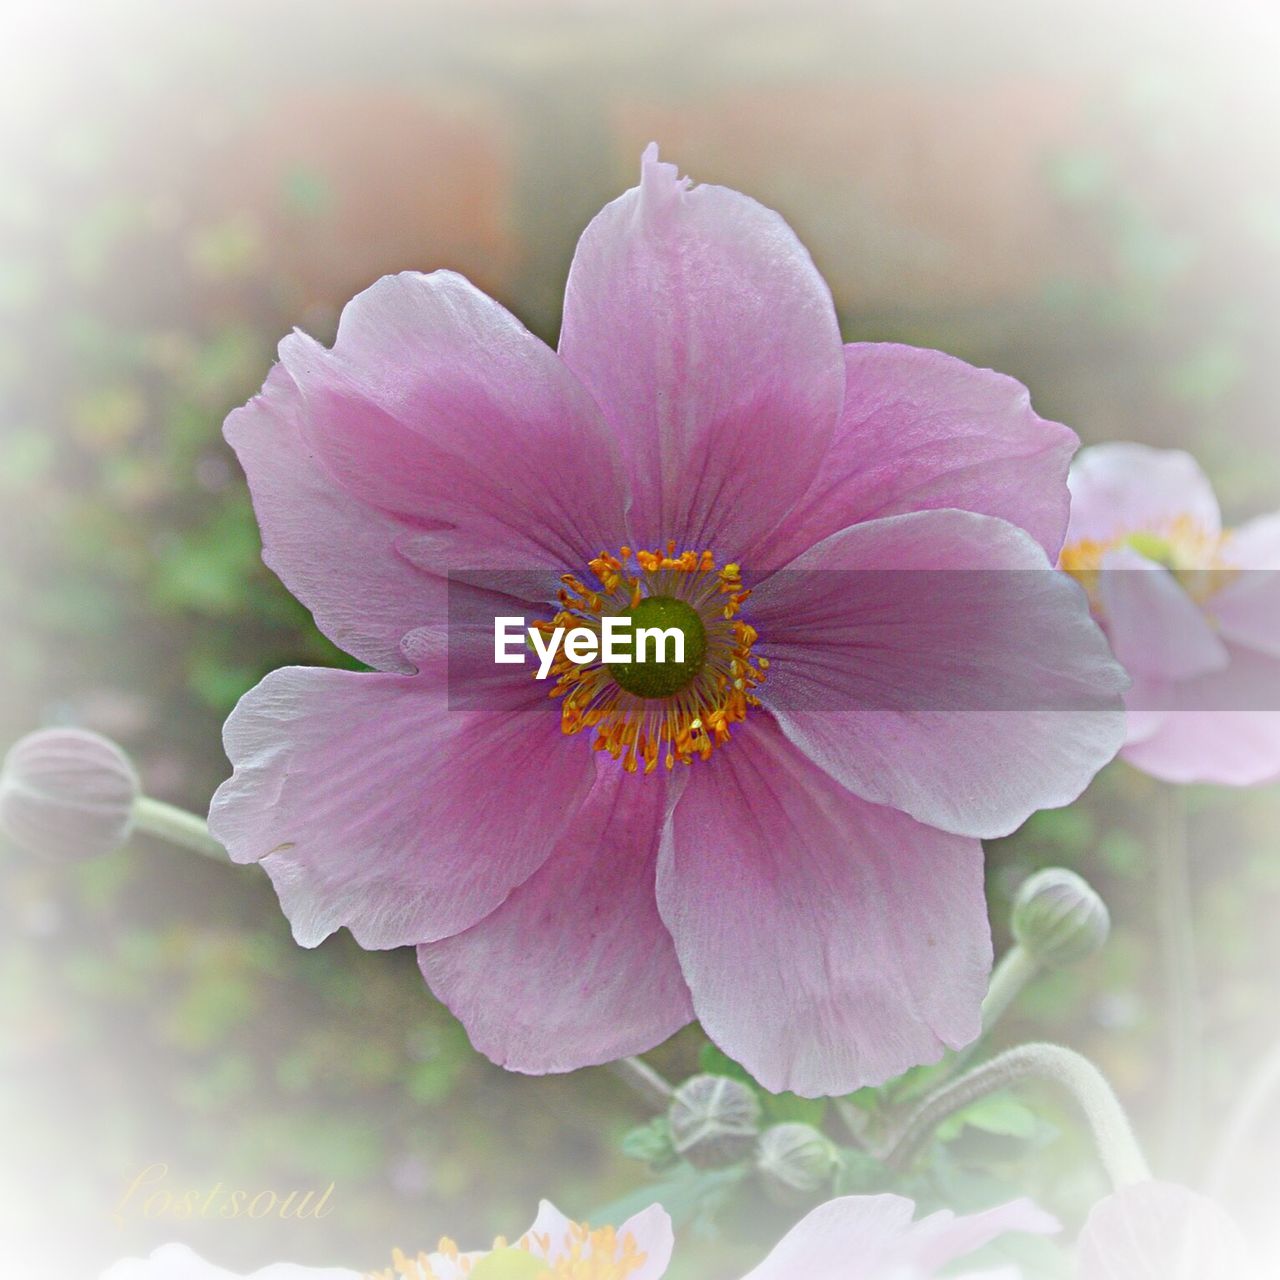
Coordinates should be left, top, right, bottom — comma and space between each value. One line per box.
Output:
131, 796, 229, 862
882, 1042, 1151, 1188
1205, 1035, 1280, 1198
1154, 782, 1201, 1176
980, 943, 1042, 1035
608, 1056, 674, 1110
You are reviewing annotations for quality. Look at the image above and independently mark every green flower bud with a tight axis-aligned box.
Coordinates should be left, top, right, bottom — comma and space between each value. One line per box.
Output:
756, 1122, 840, 1205
1011, 867, 1110, 967
667, 1073, 761, 1168
621, 1116, 678, 1170
0, 729, 140, 862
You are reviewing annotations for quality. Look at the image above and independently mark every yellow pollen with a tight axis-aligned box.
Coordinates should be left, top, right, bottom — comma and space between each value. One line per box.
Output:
365, 1222, 648, 1280
533, 542, 766, 775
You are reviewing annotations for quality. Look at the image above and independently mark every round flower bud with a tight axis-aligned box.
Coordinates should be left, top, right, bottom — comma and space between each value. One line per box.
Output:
0, 728, 140, 862
667, 1073, 762, 1169
756, 1122, 840, 1205
1011, 867, 1110, 967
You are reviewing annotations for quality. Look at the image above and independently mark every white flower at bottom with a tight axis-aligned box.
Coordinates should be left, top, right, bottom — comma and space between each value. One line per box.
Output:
99, 1242, 358, 1279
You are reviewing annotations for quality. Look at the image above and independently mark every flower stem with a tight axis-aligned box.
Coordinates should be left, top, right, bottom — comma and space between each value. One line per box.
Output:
131, 796, 229, 863
1205, 1035, 1280, 1199
882, 1042, 1151, 1188
980, 943, 1042, 1034
1154, 782, 1201, 1176
608, 1056, 674, 1110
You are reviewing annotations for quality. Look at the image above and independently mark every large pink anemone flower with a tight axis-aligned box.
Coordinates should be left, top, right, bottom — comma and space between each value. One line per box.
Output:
211, 146, 1125, 1096
1063, 443, 1280, 785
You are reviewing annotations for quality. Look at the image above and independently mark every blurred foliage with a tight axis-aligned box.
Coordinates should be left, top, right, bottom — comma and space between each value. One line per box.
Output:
3, 3, 1280, 1277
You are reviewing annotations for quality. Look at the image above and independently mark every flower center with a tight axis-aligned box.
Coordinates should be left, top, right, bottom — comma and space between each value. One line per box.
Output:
1060, 514, 1233, 604
607, 594, 707, 698
369, 1221, 648, 1280
535, 543, 767, 774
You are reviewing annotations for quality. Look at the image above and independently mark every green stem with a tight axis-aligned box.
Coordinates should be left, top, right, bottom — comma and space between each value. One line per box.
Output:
981, 943, 1042, 1034
608, 1056, 674, 1110
1154, 782, 1201, 1175
131, 796, 229, 862
882, 1042, 1151, 1188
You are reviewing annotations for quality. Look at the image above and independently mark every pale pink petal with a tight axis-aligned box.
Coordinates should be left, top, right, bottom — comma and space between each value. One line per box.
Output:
99, 1244, 358, 1279
617, 1205, 675, 1280
905, 1200, 1059, 1272
418, 765, 693, 1073
1098, 545, 1229, 682
519, 1201, 671, 1277
1121, 645, 1280, 785
1076, 1182, 1256, 1279
740, 1195, 918, 1279
1066, 444, 1221, 546
771, 344, 1077, 567
750, 510, 1127, 840
658, 717, 989, 1097
1212, 512, 1280, 659
558, 144, 844, 560
279, 270, 627, 573
741, 1194, 1053, 1279
224, 363, 438, 672
208, 666, 594, 948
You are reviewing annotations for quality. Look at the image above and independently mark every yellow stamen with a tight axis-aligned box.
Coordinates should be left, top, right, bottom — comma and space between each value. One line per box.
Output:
539, 544, 766, 775
366, 1221, 648, 1280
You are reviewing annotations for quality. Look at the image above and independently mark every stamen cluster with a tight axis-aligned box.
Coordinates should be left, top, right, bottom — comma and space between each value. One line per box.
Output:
534, 543, 767, 774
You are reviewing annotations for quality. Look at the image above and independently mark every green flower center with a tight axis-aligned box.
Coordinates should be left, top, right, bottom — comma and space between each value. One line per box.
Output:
469, 1247, 547, 1280
1125, 530, 1178, 570
607, 595, 707, 699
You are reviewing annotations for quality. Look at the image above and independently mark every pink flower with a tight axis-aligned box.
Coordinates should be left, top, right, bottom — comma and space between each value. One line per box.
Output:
1063, 443, 1280, 785
743, 1193, 1057, 1279
1075, 1182, 1257, 1279
211, 145, 1125, 1096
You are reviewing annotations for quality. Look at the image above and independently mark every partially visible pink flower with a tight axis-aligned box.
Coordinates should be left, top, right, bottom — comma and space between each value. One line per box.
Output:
1076, 1181, 1257, 1279
98, 1202, 672, 1280
1063, 443, 1280, 785
211, 145, 1126, 1096
98, 1243, 357, 1279
742, 1193, 1057, 1279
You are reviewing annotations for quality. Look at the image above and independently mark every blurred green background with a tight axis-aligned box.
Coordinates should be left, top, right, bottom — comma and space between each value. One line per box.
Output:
3, 1, 1280, 1275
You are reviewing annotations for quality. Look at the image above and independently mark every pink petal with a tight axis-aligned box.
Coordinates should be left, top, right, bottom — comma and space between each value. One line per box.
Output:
1076, 1182, 1256, 1279
1212, 512, 1280, 659
741, 1195, 917, 1279
905, 1200, 1059, 1272
279, 270, 627, 573
522, 1202, 672, 1280
750, 509, 1127, 840
1066, 444, 1221, 546
208, 665, 594, 948
658, 717, 989, 1097
558, 144, 844, 560
418, 765, 693, 1073
1098, 545, 1229, 682
742, 1193, 1053, 1279
224, 363, 438, 672
1120, 644, 1280, 785
771, 344, 1078, 566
